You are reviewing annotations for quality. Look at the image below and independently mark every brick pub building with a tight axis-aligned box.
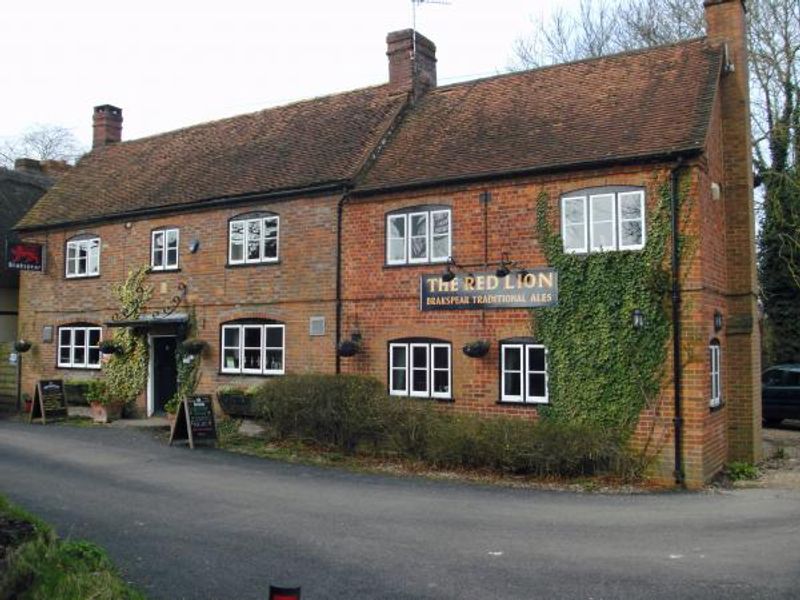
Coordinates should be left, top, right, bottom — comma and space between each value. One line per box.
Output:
14, 0, 759, 485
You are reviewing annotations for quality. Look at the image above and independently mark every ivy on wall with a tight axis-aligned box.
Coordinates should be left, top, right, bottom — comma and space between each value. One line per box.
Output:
105, 266, 151, 406
165, 309, 201, 414
532, 179, 687, 434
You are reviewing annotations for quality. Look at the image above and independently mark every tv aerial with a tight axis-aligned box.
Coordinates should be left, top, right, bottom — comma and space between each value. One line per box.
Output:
411, 0, 451, 56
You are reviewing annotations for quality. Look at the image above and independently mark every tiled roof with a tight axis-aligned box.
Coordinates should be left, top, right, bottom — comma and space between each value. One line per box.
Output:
358, 39, 722, 192
16, 85, 407, 229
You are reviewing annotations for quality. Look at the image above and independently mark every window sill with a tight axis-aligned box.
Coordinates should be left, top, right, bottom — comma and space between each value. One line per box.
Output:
218, 370, 284, 377
496, 400, 547, 408
57, 366, 102, 371
390, 394, 454, 403
149, 267, 181, 274
383, 260, 449, 269
65, 274, 101, 280
225, 261, 281, 269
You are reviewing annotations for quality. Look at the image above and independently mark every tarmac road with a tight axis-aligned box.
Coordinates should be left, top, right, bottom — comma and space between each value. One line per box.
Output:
1, 421, 799, 599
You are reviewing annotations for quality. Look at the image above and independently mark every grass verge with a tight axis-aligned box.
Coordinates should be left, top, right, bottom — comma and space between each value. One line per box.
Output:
0, 495, 145, 600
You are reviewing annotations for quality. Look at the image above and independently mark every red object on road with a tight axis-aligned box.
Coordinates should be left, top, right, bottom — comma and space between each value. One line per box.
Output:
269, 586, 301, 600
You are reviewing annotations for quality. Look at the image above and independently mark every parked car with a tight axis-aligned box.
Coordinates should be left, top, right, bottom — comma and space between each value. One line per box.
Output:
762, 364, 800, 426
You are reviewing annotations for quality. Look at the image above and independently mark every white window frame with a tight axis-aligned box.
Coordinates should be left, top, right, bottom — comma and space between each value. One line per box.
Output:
589, 193, 617, 252
560, 190, 646, 253
500, 343, 548, 404
57, 326, 102, 369
389, 343, 409, 396
388, 341, 452, 400
710, 342, 721, 408
65, 237, 101, 278
220, 323, 285, 376
618, 190, 646, 250
151, 228, 180, 271
228, 216, 279, 265
386, 208, 451, 265
561, 196, 588, 254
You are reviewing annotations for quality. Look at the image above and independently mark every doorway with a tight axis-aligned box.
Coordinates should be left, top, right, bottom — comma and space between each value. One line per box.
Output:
150, 336, 178, 416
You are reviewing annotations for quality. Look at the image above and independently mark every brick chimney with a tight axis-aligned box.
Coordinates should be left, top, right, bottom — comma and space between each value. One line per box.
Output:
13, 158, 43, 174
704, 0, 761, 463
92, 104, 123, 149
387, 29, 437, 98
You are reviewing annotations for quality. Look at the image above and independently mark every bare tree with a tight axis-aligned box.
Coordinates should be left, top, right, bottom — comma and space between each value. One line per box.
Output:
512, 0, 800, 362
0, 125, 83, 169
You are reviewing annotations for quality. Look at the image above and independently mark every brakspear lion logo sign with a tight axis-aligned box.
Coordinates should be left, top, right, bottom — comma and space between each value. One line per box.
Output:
420, 268, 558, 311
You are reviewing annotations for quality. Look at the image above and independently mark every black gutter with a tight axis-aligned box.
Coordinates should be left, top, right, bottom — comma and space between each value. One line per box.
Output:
671, 159, 685, 487
13, 181, 347, 234
351, 147, 704, 199
335, 186, 351, 375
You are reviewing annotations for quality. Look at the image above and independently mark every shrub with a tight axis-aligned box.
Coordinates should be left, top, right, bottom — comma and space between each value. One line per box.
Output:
249, 374, 628, 478
84, 379, 109, 405
726, 461, 760, 481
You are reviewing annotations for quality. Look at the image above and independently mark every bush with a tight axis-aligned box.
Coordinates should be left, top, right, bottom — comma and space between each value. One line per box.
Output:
249, 374, 628, 478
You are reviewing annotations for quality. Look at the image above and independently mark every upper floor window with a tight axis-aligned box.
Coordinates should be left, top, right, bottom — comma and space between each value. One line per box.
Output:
221, 320, 284, 375
229, 213, 279, 265
500, 340, 548, 404
709, 340, 721, 408
66, 236, 100, 278
561, 188, 645, 253
386, 207, 451, 265
389, 339, 451, 399
151, 228, 179, 271
58, 325, 102, 369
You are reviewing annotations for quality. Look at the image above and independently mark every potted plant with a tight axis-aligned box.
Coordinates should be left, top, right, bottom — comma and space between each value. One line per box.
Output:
179, 338, 207, 356
337, 340, 360, 357
85, 379, 124, 423
99, 340, 121, 355
13, 339, 31, 353
462, 340, 490, 358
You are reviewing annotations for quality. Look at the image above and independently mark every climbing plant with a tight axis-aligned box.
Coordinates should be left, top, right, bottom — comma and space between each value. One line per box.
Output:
532, 178, 689, 434
165, 308, 202, 414
104, 266, 151, 406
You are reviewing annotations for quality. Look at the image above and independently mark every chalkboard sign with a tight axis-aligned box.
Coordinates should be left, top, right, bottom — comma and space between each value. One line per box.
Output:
169, 395, 217, 449
30, 379, 68, 424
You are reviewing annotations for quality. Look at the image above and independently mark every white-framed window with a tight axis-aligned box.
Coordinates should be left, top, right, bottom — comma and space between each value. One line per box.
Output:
151, 228, 179, 270
709, 341, 721, 408
389, 340, 451, 399
500, 342, 548, 404
65, 237, 100, 278
228, 215, 279, 265
561, 189, 645, 253
221, 322, 284, 375
58, 326, 102, 369
386, 208, 451, 265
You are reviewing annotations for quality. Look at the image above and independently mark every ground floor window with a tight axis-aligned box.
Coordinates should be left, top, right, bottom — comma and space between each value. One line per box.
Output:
389, 340, 451, 399
709, 340, 721, 408
221, 322, 284, 375
58, 325, 102, 369
500, 341, 548, 404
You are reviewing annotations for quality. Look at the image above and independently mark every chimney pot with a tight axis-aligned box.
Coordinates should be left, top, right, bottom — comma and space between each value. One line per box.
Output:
92, 104, 123, 149
13, 158, 42, 173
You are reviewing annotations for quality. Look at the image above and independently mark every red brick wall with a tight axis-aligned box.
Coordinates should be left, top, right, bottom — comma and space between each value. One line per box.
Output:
18, 194, 341, 412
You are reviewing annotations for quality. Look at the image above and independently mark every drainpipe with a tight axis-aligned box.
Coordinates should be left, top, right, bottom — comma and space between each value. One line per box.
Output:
335, 186, 351, 375
671, 159, 685, 487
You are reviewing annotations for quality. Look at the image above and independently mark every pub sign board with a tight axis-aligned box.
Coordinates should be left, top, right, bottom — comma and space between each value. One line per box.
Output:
30, 379, 68, 424
421, 269, 558, 311
169, 395, 217, 449
6, 241, 44, 271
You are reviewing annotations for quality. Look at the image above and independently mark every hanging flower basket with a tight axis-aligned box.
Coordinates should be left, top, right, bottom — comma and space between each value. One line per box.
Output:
462, 340, 490, 358
13, 340, 32, 353
337, 340, 360, 357
180, 338, 207, 356
99, 340, 122, 355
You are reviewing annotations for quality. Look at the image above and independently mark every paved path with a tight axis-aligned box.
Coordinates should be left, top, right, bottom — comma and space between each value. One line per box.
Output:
1, 421, 799, 599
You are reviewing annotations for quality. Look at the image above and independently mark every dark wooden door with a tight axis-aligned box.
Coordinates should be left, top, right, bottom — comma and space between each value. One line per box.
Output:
153, 337, 178, 414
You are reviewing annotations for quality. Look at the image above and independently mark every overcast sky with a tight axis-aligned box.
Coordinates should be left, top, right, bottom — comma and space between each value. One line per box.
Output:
1, 0, 577, 153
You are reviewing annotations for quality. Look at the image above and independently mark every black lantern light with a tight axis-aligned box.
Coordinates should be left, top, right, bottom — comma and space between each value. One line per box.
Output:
495, 251, 513, 278
441, 258, 457, 282
713, 310, 723, 332
632, 308, 645, 330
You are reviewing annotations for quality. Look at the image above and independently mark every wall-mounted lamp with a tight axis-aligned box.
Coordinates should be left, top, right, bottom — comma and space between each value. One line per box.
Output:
632, 308, 645, 330
713, 310, 723, 332
188, 239, 200, 254
441, 258, 458, 282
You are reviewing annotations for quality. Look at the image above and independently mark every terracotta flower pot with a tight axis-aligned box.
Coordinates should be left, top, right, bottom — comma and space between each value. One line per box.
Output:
89, 401, 124, 424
